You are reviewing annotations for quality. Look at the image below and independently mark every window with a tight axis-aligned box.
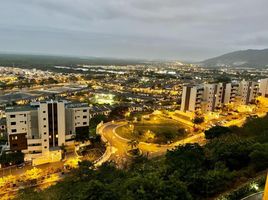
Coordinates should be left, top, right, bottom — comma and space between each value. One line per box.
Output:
83, 122, 87, 125
12, 136, 18, 140
10, 115, 16, 118
83, 109, 87, 112
44, 139, 47, 142
44, 125, 46, 128
44, 146, 47, 149
83, 116, 87, 119
43, 118, 46, 121
11, 129, 16, 133
43, 111, 46, 113
44, 132, 47, 135
11, 122, 16, 125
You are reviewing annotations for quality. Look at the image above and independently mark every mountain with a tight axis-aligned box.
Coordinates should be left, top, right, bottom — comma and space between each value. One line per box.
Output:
200, 49, 268, 68
0, 53, 147, 69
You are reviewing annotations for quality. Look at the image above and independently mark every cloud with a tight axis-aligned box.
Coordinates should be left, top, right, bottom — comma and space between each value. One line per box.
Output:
0, 0, 268, 61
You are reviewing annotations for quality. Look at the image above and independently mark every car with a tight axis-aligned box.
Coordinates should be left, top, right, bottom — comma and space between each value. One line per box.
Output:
17, 163, 25, 169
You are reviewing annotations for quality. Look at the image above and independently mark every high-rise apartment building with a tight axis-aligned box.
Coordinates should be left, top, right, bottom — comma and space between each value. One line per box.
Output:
180, 80, 255, 113
238, 80, 259, 104
259, 78, 268, 97
221, 82, 239, 104
5, 100, 89, 160
203, 83, 223, 112
180, 85, 204, 112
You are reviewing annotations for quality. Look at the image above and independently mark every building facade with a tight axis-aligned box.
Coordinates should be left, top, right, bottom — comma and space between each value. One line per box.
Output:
180, 85, 204, 112
238, 80, 259, 104
259, 78, 268, 97
180, 80, 257, 113
5, 100, 90, 160
221, 82, 239, 105
203, 83, 223, 112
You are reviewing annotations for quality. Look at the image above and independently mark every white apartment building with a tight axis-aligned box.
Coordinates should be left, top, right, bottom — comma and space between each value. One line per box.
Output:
221, 82, 239, 105
180, 85, 204, 112
203, 83, 223, 112
180, 81, 253, 113
238, 80, 259, 104
259, 78, 268, 97
5, 100, 90, 160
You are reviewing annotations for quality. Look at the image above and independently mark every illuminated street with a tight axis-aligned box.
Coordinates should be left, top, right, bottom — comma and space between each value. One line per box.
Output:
99, 120, 206, 165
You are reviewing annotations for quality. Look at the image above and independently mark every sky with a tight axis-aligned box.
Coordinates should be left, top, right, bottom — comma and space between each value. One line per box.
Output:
1, 0, 268, 61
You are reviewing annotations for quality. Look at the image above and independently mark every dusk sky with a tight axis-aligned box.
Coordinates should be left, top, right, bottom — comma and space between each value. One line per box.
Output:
1, 0, 268, 61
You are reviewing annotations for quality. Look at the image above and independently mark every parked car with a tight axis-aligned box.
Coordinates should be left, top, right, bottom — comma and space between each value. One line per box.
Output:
17, 163, 25, 169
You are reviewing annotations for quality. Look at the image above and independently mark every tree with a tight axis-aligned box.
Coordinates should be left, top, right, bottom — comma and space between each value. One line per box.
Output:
249, 143, 268, 171
123, 173, 192, 200
127, 139, 139, 150
0, 151, 24, 166
193, 116, 204, 124
205, 126, 232, 139
216, 75, 231, 83
84, 180, 118, 200
189, 168, 233, 196
89, 115, 108, 128
206, 136, 254, 170
109, 106, 129, 119
166, 143, 206, 180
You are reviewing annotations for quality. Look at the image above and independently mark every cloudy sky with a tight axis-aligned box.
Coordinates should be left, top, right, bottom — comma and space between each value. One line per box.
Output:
1, 0, 268, 61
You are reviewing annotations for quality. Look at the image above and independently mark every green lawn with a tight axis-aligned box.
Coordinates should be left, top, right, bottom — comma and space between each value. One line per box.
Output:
116, 115, 188, 144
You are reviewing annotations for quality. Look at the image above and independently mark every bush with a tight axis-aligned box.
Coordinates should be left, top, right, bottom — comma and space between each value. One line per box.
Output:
205, 126, 232, 139
193, 116, 204, 124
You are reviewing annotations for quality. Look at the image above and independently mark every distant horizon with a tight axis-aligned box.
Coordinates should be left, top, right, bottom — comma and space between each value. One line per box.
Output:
1, 47, 268, 64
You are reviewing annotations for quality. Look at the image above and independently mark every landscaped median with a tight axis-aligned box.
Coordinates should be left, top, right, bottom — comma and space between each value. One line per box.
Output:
115, 115, 190, 145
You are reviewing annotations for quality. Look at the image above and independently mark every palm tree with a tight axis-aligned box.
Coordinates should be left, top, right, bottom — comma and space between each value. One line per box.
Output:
127, 140, 139, 150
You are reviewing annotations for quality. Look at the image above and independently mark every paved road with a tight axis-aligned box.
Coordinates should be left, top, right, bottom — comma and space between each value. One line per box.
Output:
99, 121, 206, 164
0, 151, 75, 178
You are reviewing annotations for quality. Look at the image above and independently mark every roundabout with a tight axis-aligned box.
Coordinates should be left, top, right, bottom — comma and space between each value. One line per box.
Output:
97, 119, 206, 165
115, 115, 189, 144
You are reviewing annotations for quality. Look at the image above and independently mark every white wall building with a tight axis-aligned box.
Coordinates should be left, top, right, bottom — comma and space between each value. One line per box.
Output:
221, 82, 239, 105
238, 80, 259, 104
181, 80, 256, 113
203, 83, 223, 112
180, 85, 204, 112
5, 100, 90, 160
259, 78, 268, 97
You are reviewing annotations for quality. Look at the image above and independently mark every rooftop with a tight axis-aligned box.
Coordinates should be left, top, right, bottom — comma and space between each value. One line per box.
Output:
65, 102, 89, 109
5, 105, 37, 113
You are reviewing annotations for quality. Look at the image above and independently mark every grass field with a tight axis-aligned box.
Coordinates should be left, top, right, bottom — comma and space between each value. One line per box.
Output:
116, 115, 188, 144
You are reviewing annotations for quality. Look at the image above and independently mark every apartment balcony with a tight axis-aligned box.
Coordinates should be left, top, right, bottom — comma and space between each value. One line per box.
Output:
27, 138, 42, 144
